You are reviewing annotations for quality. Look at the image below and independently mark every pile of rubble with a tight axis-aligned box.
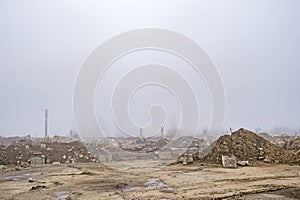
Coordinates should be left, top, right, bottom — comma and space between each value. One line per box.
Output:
259, 133, 300, 153
201, 128, 300, 165
118, 137, 169, 153
286, 137, 300, 153
0, 136, 29, 147
0, 138, 97, 165
174, 137, 215, 165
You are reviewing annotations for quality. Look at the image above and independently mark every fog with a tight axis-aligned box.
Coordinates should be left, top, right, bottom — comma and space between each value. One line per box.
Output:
0, 0, 299, 137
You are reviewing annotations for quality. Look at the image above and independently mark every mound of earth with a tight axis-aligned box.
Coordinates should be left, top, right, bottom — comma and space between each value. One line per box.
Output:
201, 128, 300, 165
0, 139, 97, 165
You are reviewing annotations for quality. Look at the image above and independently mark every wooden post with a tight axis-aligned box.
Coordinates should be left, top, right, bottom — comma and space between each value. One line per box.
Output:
45, 109, 48, 138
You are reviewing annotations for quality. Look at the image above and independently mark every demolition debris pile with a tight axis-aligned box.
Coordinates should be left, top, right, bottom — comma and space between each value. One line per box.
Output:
84, 136, 215, 162
286, 137, 300, 152
259, 133, 300, 153
0, 138, 97, 165
118, 137, 169, 153
0, 136, 28, 147
201, 128, 300, 165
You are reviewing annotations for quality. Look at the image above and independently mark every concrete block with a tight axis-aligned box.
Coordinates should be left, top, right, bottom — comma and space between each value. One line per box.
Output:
222, 155, 237, 168
31, 156, 45, 165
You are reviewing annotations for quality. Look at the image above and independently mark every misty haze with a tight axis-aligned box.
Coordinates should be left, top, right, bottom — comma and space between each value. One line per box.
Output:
0, 1, 300, 200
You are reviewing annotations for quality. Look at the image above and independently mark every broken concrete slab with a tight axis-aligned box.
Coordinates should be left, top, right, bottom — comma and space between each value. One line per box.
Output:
30, 156, 45, 165
222, 155, 237, 168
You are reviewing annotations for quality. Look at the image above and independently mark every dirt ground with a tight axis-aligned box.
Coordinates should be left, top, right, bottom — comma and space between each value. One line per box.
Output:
0, 161, 299, 200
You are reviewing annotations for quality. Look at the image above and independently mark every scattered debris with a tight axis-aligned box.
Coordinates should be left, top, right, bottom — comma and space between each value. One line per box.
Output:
83, 136, 214, 162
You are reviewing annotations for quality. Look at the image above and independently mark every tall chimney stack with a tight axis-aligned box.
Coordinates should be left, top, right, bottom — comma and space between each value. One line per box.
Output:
45, 109, 48, 138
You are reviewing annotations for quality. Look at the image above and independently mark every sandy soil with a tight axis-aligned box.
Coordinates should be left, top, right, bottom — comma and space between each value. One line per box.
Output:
0, 161, 299, 200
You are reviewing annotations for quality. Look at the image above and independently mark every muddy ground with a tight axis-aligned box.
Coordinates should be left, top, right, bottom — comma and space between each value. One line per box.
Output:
0, 161, 299, 200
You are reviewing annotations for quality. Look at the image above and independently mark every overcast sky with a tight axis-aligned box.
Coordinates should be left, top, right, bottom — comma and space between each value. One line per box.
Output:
0, 0, 299, 137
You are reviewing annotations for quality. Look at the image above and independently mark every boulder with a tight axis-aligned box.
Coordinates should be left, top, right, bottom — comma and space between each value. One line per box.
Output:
237, 161, 249, 166
222, 155, 237, 168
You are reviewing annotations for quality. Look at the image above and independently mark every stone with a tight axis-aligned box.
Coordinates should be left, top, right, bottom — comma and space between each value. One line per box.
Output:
0, 165, 7, 171
28, 178, 36, 183
263, 155, 272, 163
182, 157, 187, 165
186, 153, 194, 164
31, 156, 45, 165
237, 161, 249, 166
222, 155, 237, 168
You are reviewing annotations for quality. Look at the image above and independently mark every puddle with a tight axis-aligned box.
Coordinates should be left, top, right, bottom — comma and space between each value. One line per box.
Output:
123, 178, 174, 192
53, 191, 69, 200
1, 172, 42, 182
4, 175, 23, 181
